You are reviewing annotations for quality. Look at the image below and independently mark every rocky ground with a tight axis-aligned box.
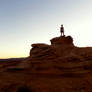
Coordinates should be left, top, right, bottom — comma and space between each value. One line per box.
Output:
0, 35, 92, 92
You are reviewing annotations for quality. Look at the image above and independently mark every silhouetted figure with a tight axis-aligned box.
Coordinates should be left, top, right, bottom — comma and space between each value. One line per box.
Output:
60, 25, 64, 36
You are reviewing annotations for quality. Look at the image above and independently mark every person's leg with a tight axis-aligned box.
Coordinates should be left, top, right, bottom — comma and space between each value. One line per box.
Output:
63, 31, 64, 36
61, 32, 63, 36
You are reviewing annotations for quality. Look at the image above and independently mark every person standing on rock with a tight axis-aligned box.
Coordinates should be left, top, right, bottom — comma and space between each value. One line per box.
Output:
60, 24, 64, 36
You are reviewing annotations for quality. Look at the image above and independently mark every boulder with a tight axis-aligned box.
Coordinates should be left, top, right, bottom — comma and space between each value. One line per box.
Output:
50, 36, 74, 46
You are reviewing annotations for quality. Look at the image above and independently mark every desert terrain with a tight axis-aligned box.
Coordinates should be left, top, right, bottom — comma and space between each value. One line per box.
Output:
0, 35, 92, 92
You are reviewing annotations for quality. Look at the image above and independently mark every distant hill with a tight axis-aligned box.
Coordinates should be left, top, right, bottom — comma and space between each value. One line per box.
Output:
0, 58, 26, 62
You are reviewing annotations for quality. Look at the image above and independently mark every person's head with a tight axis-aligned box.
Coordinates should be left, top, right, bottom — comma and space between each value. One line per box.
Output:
61, 24, 63, 27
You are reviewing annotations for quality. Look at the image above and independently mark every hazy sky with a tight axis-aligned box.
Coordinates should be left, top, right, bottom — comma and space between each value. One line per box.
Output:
0, 0, 92, 58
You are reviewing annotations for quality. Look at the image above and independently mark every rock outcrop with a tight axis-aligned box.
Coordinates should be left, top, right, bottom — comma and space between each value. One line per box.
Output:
2, 35, 92, 92
30, 35, 74, 58
25, 35, 92, 77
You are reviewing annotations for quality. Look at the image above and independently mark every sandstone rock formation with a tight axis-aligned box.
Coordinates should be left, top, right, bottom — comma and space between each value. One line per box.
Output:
27, 35, 92, 76
1, 35, 92, 92
22, 35, 92, 92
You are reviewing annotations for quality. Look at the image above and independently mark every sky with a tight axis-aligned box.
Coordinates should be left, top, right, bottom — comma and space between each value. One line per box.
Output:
0, 0, 92, 58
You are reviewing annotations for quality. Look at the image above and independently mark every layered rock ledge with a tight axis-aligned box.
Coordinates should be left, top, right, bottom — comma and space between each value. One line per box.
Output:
25, 35, 92, 76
